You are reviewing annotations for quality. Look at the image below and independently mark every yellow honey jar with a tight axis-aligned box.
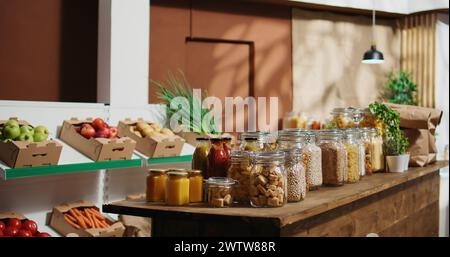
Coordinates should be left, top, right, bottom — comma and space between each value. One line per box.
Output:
188, 170, 203, 203
165, 171, 190, 206
146, 169, 167, 202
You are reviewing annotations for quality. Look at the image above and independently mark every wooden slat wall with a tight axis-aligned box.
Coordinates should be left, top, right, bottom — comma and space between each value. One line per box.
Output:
401, 13, 437, 108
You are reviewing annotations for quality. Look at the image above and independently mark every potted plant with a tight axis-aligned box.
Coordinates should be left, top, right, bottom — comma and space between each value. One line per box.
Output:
384, 130, 410, 172
384, 71, 418, 106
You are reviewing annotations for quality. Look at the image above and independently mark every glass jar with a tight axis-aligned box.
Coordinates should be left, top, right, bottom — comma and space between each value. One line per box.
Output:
207, 137, 231, 178
146, 169, 167, 202
360, 128, 373, 175
240, 131, 273, 151
276, 129, 305, 150
303, 131, 322, 190
343, 129, 361, 183
370, 128, 384, 172
227, 151, 252, 204
188, 170, 203, 203
283, 148, 306, 202
283, 111, 307, 129
330, 108, 356, 129
249, 151, 287, 207
165, 171, 190, 206
356, 129, 366, 177
317, 130, 347, 186
205, 177, 237, 207
192, 138, 210, 178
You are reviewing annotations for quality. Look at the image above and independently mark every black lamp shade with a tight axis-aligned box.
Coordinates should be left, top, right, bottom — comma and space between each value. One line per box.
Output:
362, 45, 384, 64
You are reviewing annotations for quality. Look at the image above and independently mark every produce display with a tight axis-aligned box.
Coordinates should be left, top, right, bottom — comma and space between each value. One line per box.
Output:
130, 121, 175, 139
75, 118, 118, 139
0, 118, 49, 143
0, 217, 51, 237
63, 207, 113, 229
227, 151, 252, 203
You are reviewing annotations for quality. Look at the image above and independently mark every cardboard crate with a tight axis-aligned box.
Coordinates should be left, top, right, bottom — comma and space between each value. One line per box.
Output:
0, 211, 27, 222
118, 118, 184, 158
59, 118, 136, 161
50, 200, 125, 237
0, 118, 62, 168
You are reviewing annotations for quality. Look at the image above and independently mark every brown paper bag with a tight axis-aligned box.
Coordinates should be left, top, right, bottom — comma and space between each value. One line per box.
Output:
386, 103, 443, 167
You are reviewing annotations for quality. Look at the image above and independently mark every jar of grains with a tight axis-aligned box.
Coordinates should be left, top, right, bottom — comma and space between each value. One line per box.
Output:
370, 128, 384, 172
343, 129, 361, 183
249, 151, 287, 207
317, 130, 347, 186
282, 148, 306, 202
360, 128, 374, 175
227, 151, 252, 204
356, 129, 366, 177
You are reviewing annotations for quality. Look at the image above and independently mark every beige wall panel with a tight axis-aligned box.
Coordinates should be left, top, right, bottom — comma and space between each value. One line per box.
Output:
292, 9, 401, 120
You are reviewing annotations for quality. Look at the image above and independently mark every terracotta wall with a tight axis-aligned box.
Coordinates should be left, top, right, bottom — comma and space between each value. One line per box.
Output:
0, 0, 98, 102
150, 0, 292, 131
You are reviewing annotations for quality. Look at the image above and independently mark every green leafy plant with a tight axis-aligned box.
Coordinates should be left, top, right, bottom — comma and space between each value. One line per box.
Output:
369, 101, 409, 155
384, 71, 418, 106
151, 71, 219, 134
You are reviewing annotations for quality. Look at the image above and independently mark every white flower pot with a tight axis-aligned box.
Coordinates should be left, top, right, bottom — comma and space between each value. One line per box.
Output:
386, 154, 410, 173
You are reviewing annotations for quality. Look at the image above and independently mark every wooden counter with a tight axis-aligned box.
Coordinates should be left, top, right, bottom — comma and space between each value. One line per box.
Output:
103, 161, 448, 237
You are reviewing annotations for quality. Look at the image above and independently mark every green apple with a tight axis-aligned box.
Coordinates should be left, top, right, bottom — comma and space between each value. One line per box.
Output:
20, 125, 34, 135
4, 119, 19, 128
33, 132, 48, 142
34, 125, 49, 136
3, 125, 21, 140
18, 132, 34, 143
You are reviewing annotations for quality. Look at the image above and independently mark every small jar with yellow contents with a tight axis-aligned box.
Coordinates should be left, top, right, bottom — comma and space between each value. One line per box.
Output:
165, 171, 190, 206
188, 170, 203, 203
146, 169, 167, 202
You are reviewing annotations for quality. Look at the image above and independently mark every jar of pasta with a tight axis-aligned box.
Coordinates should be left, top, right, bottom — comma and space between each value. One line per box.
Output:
249, 151, 287, 207
343, 129, 361, 183
360, 128, 373, 175
205, 177, 237, 207
317, 130, 347, 186
330, 108, 356, 129
188, 170, 203, 203
227, 151, 252, 204
356, 128, 366, 177
370, 128, 384, 172
165, 171, 190, 206
146, 169, 167, 202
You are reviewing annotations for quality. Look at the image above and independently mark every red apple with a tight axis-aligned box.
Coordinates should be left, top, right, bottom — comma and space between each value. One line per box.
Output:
7, 218, 21, 229
21, 220, 38, 235
81, 124, 96, 139
17, 229, 33, 237
3, 226, 19, 237
109, 127, 118, 138
92, 118, 107, 131
0, 221, 5, 231
36, 232, 51, 237
95, 128, 110, 138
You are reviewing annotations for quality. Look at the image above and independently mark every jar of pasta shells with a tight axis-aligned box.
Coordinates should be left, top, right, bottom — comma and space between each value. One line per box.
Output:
227, 151, 252, 204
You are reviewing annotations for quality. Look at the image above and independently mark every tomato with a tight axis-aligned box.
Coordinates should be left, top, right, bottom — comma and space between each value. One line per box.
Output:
3, 226, 19, 237
0, 230, 3, 237
36, 232, 51, 237
0, 221, 5, 231
21, 220, 38, 235
17, 229, 33, 237
7, 218, 22, 229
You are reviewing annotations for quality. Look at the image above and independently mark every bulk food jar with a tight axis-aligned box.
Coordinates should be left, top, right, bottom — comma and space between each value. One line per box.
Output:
205, 177, 237, 207
146, 169, 167, 202
227, 151, 252, 204
329, 108, 357, 129
343, 129, 361, 183
317, 130, 347, 186
207, 137, 231, 178
165, 171, 190, 206
282, 148, 306, 202
249, 151, 287, 207
240, 131, 273, 151
192, 138, 210, 178
188, 170, 203, 203
360, 128, 373, 175
370, 128, 384, 172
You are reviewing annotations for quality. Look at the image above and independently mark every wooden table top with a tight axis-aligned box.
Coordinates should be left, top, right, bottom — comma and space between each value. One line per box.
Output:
103, 161, 448, 227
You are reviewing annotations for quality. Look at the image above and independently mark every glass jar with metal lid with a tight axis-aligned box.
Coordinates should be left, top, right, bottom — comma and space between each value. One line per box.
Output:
205, 177, 238, 207
227, 151, 252, 204
343, 129, 362, 183
276, 129, 307, 150
165, 171, 190, 206
192, 137, 210, 178
316, 130, 347, 186
369, 128, 384, 172
188, 170, 203, 203
240, 131, 273, 152
360, 128, 374, 175
146, 169, 167, 202
330, 107, 357, 129
207, 137, 232, 178
282, 148, 306, 202
249, 151, 287, 207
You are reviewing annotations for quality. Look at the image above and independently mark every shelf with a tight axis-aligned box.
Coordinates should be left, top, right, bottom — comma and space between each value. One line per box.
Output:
0, 155, 193, 180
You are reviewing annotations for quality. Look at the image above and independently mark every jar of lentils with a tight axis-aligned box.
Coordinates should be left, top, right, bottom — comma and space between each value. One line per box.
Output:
317, 130, 347, 186
227, 151, 252, 204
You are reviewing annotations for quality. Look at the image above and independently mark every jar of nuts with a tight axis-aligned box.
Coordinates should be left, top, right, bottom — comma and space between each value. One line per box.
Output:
227, 151, 252, 204
317, 130, 347, 186
283, 148, 306, 202
205, 177, 238, 208
249, 151, 287, 207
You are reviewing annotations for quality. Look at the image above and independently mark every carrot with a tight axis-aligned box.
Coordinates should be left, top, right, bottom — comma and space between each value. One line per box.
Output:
65, 214, 78, 223
64, 215, 81, 229
100, 220, 110, 228
69, 208, 79, 218
91, 214, 100, 228
74, 213, 87, 228
85, 211, 95, 229
72, 208, 83, 217
88, 208, 106, 220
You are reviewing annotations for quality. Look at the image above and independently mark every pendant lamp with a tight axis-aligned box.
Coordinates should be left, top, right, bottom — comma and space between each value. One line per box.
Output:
362, 5, 384, 64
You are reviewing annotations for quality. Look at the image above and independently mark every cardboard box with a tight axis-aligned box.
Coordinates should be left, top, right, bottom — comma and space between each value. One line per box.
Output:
50, 200, 125, 237
0, 118, 62, 168
59, 118, 136, 161
176, 131, 213, 147
118, 118, 184, 158
0, 211, 27, 221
